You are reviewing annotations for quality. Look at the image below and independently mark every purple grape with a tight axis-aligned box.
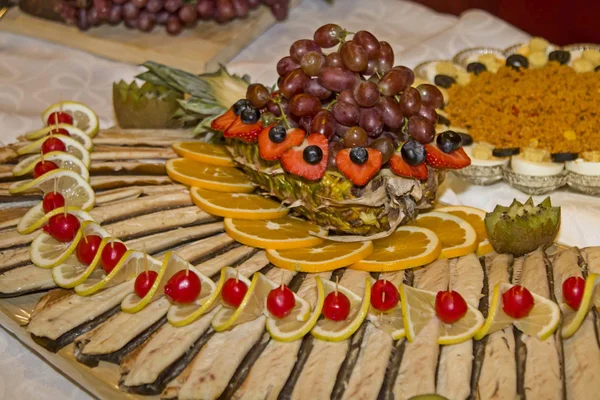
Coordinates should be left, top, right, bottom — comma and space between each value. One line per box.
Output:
76, 8, 90, 30
87, 7, 100, 26
289, 40, 322, 64
377, 41, 394, 74
145, 0, 163, 13
277, 56, 299, 77
359, 107, 384, 137
304, 79, 332, 100
124, 17, 137, 28
378, 69, 410, 97
112, 0, 128, 4
166, 14, 183, 34
156, 9, 169, 24
418, 105, 438, 124
327, 141, 344, 170
325, 52, 344, 68
289, 93, 321, 117
318, 67, 359, 93
353, 30, 380, 60
137, 10, 155, 31
196, 0, 215, 19
270, 0, 287, 21
338, 89, 356, 105
354, 81, 380, 108
407, 115, 435, 144
279, 69, 309, 100
164, 0, 182, 12
247, 0, 260, 8
215, 0, 235, 23
314, 24, 343, 48
108, 4, 123, 24
231, 0, 249, 18
332, 101, 360, 126
123, 2, 140, 19
131, 0, 148, 8
399, 87, 421, 117
94, 0, 111, 20
340, 40, 368, 72
178, 3, 197, 24
311, 110, 337, 139
377, 96, 404, 129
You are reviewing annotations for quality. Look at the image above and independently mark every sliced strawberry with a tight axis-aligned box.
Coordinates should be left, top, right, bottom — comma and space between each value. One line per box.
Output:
424, 144, 471, 169
390, 154, 428, 180
336, 148, 382, 186
224, 116, 263, 143
211, 108, 236, 132
281, 133, 328, 181
258, 126, 306, 161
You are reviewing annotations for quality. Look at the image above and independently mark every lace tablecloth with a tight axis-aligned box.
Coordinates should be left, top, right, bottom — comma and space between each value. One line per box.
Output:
0, 0, 598, 398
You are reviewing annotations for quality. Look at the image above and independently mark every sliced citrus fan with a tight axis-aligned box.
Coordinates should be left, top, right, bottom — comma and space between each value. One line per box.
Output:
310, 277, 371, 342
224, 216, 326, 250
41, 101, 99, 137
475, 283, 560, 341
16, 135, 91, 168
437, 205, 494, 256
211, 271, 258, 332
267, 276, 325, 342
352, 226, 441, 272
560, 273, 600, 339
168, 266, 234, 327
172, 142, 236, 167
75, 249, 159, 296
23, 123, 93, 149
191, 187, 289, 220
412, 211, 478, 259
400, 284, 484, 344
29, 207, 95, 269
52, 221, 110, 288
267, 241, 373, 272
166, 158, 254, 193
13, 151, 90, 180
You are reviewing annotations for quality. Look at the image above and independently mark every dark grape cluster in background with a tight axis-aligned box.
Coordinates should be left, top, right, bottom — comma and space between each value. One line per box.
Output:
55, 0, 290, 35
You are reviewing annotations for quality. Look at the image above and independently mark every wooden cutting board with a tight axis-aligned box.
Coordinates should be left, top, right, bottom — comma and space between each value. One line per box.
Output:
0, 4, 298, 73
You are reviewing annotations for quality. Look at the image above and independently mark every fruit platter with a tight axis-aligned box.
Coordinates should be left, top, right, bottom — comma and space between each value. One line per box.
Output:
413, 37, 600, 195
0, 24, 599, 400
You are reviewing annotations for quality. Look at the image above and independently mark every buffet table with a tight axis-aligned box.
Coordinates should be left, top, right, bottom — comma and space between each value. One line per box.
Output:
0, 0, 598, 398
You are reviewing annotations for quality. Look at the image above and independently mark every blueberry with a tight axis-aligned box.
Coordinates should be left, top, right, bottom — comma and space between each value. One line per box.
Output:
233, 99, 252, 115
437, 114, 451, 126
349, 147, 369, 165
467, 62, 487, 75
436, 130, 462, 153
303, 145, 323, 165
458, 132, 473, 146
434, 74, 456, 89
240, 107, 260, 124
506, 54, 529, 70
548, 50, 571, 65
401, 139, 426, 166
268, 125, 287, 143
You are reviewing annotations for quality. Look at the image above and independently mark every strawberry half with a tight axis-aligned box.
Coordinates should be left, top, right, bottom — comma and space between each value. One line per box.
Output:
211, 108, 236, 132
390, 154, 428, 180
424, 144, 471, 169
281, 133, 328, 181
224, 116, 263, 143
336, 148, 382, 186
258, 125, 306, 161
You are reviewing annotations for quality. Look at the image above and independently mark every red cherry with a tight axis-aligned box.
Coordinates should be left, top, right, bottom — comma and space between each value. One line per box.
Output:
222, 278, 248, 308
42, 224, 51, 233
371, 280, 399, 312
502, 285, 535, 319
267, 285, 296, 319
323, 291, 351, 321
435, 290, 468, 324
100, 241, 127, 274
76, 235, 103, 265
47, 213, 80, 242
41, 137, 66, 154
164, 270, 201, 304
33, 160, 59, 178
50, 127, 70, 136
135, 270, 159, 298
562, 276, 585, 311
42, 192, 65, 213
47, 111, 73, 126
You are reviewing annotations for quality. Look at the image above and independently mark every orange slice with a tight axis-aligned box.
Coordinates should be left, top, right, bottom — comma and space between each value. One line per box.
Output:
190, 187, 289, 220
351, 226, 441, 271
172, 142, 236, 167
437, 205, 493, 256
166, 158, 253, 193
412, 211, 477, 259
267, 241, 373, 272
224, 216, 326, 249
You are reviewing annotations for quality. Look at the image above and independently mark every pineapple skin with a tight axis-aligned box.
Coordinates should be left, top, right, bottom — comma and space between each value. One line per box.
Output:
228, 140, 444, 236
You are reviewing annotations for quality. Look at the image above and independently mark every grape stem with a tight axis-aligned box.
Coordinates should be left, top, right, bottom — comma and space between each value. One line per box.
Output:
325, 99, 337, 111
271, 95, 291, 129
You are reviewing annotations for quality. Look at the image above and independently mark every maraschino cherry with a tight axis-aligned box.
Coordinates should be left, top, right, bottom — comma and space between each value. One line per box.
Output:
371, 279, 399, 312
47, 111, 73, 126
435, 290, 468, 324
41, 137, 66, 154
33, 160, 59, 178
42, 191, 65, 213
135, 270, 159, 298
76, 235, 103, 265
323, 282, 351, 321
164, 269, 201, 304
562, 276, 585, 311
47, 213, 80, 242
100, 240, 127, 274
222, 276, 248, 308
502, 285, 534, 319
267, 284, 296, 319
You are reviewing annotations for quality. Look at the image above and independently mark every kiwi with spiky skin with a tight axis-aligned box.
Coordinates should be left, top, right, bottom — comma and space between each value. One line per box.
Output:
485, 197, 561, 256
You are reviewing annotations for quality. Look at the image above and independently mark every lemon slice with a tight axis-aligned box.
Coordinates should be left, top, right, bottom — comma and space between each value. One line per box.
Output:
412, 211, 478, 259
352, 226, 441, 272
400, 284, 484, 344
190, 186, 289, 220
172, 142, 236, 167
166, 158, 254, 193
437, 205, 493, 256
260, 273, 311, 322
310, 277, 371, 342
561, 273, 600, 339
42, 101, 99, 137
75, 249, 158, 296
29, 207, 95, 268
13, 152, 90, 180
16, 203, 46, 234
368, 304, 406, 340
475, 283, 560, 340
211, 271, 259, 332
23, 124, 93, 149
267, 241, 373, 272
267, 276, 325, 342
16, 135, 91, 168
51, 221, 110, 288
224, 216, 326, 250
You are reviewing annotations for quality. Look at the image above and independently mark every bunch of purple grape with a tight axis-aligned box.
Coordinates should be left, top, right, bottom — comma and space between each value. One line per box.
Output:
55, 0, 290, 35
246, 24, 445, 167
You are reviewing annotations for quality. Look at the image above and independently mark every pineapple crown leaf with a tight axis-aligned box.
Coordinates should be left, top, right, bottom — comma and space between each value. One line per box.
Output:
138, 61, 212, 98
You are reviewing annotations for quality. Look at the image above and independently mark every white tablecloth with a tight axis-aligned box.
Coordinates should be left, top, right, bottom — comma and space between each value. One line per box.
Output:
0, 0, 598, 398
